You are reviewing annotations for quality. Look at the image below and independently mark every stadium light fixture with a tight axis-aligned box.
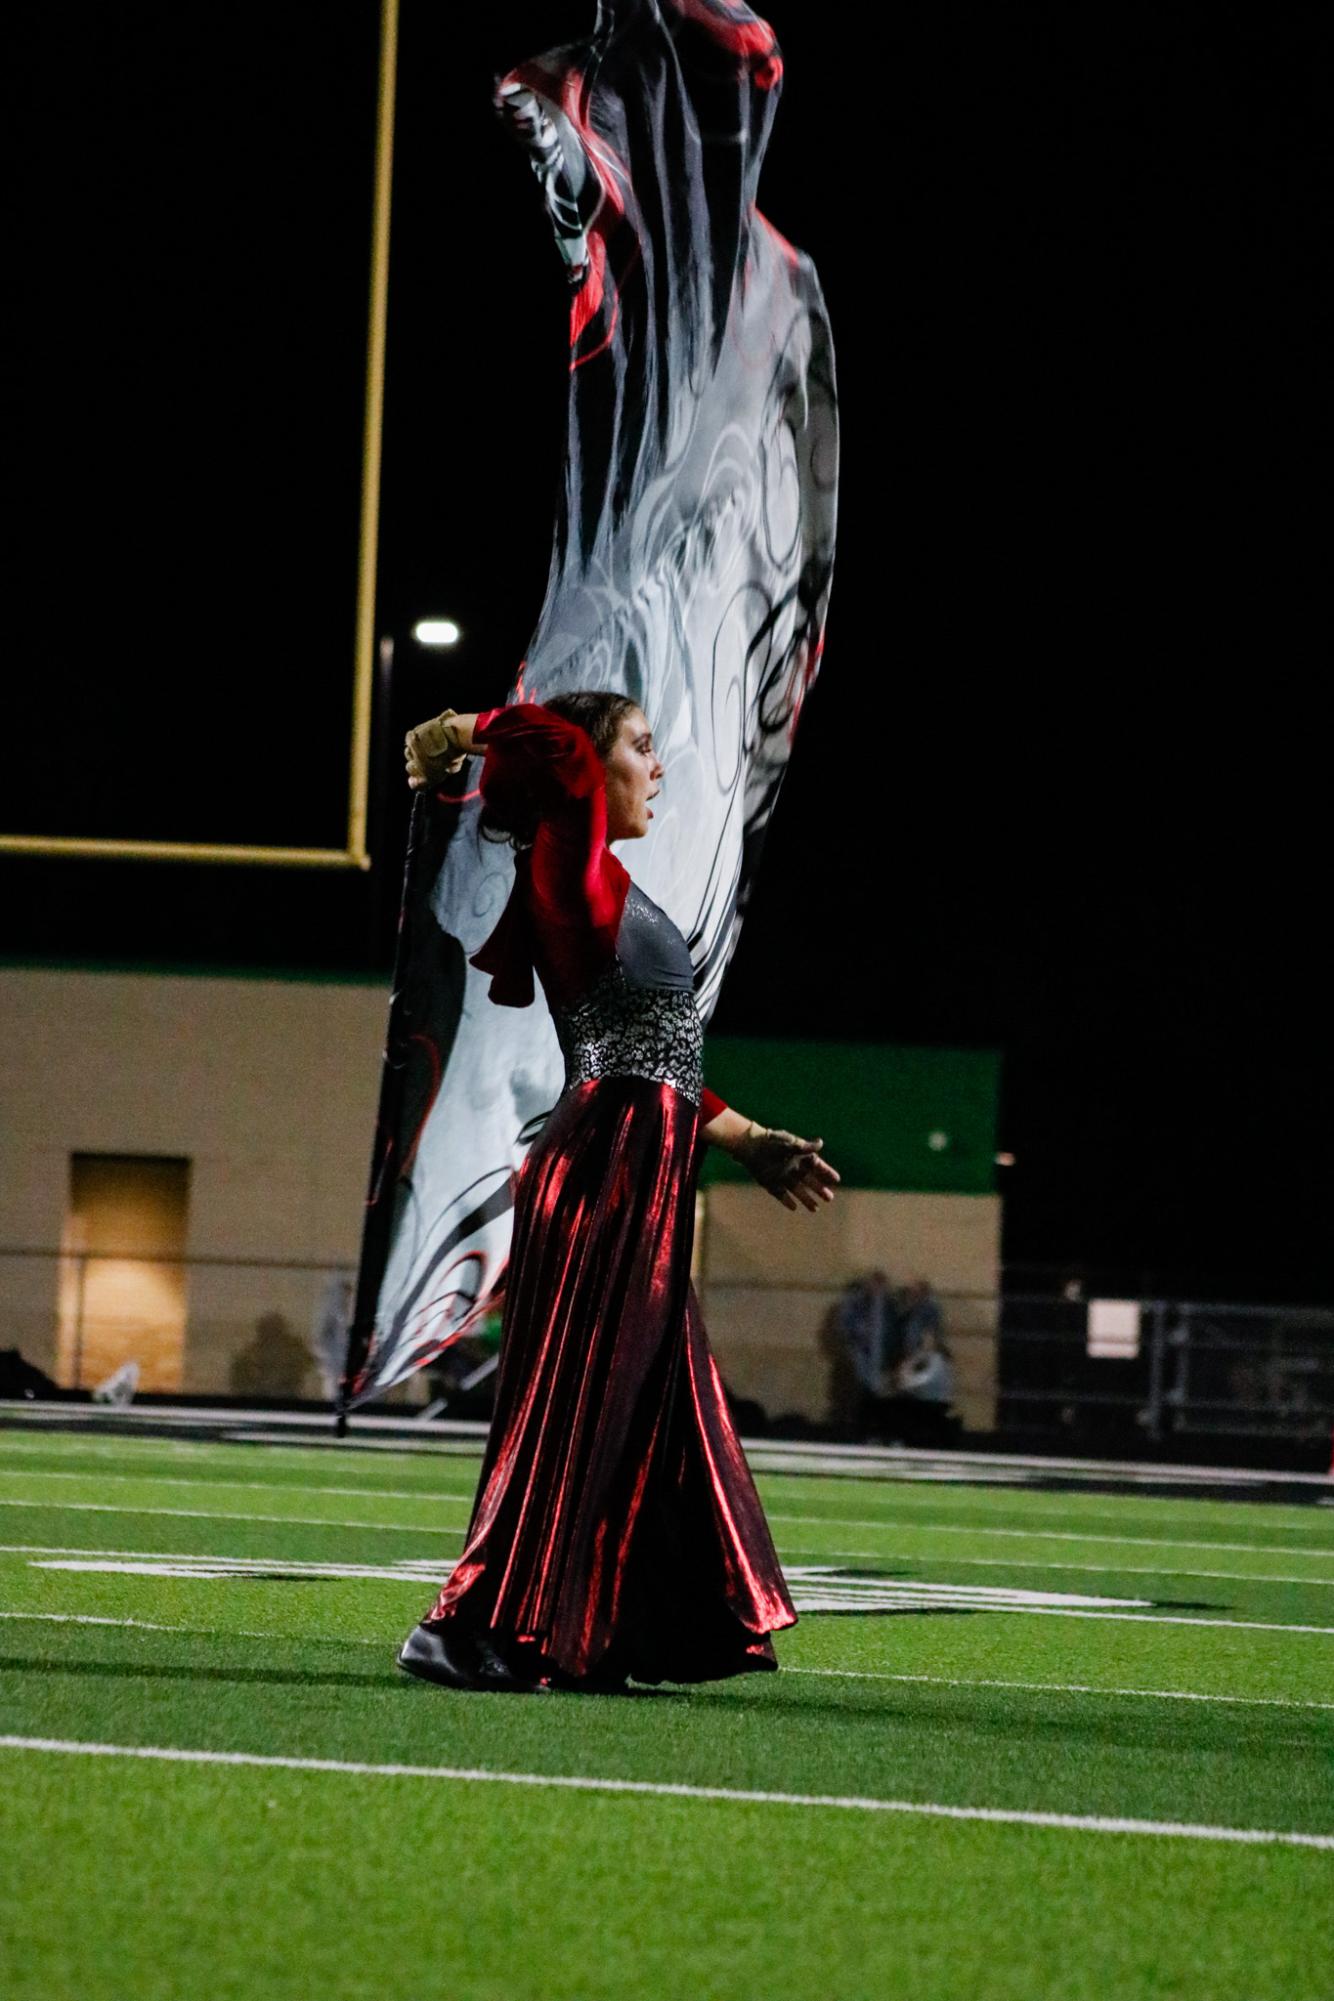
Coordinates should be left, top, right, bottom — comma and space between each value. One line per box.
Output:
413, 619, 462, 647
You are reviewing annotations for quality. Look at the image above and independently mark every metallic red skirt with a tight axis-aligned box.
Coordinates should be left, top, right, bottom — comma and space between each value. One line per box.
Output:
422, 1075, 796, 1684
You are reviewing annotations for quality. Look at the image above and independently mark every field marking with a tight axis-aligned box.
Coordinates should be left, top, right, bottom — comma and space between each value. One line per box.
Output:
1, 1735, 1330, 1849
0, 1610, 212, 1633
0, 1611, 374, 1642
8, 1540, 1334, 1636
0, 1469, 477, 1507
763, 1486, 1334, 1527
0, 1498, 466, 1533
5, 1415, 1330, 1508
0, 1538, 1329, 1631
779, 1546, 1334, 1589
983, 1607, 1334, 1636
24, 1556, 1149, 1616
8, 1475, 1334, 1562
0, 1433, 483, 1466
7, 1430, 1332, 1522
8, 1408, 1331, 1483
0, 1540, 448, 1565
3, 1497, 1330, 1590
768, 1514, 1334, 1562
786, 1667, 1334, 1711
6, 1611, 1331, 1715
0, 1541, 447, 1583
33, 1559, 443, 1583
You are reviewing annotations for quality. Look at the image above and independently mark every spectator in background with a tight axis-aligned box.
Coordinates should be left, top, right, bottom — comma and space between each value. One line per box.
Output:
897, 1328, 960, 1447
818, 1298, 862, 1438
834, 1270, 901, 1438
896, 1277, 942, 1360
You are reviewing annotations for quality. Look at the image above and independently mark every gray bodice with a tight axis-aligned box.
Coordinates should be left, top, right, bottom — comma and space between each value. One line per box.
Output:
550, 881, 704, 1105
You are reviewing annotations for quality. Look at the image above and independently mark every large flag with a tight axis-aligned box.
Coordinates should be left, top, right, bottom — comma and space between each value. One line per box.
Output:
342, 0, 837, 1409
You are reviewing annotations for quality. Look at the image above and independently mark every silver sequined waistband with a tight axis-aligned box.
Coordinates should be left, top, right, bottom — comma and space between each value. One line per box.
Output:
551, 958, 704, 1107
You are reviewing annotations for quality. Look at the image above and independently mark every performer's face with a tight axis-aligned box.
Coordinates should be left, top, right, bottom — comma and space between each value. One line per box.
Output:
603, 707, 664, 842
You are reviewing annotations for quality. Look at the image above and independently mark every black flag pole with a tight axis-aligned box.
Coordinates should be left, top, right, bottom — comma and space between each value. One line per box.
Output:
336, 788, 433, 1435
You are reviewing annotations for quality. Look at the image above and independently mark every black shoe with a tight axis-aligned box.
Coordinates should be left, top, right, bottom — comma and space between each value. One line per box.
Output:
396, 1621, 549, 1694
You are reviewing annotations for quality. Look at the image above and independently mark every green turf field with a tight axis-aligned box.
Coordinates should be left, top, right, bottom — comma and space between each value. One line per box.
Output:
1, 1424, 1331, 2001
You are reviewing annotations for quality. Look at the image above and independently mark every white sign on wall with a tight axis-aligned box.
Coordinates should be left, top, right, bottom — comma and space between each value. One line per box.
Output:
1087, 1298, 1141, 1359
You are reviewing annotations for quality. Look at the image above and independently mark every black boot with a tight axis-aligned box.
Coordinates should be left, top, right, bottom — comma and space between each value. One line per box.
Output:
396, 1621, 550, 1694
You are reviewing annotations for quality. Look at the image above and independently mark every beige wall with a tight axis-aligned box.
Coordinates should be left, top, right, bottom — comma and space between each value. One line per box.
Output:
0, 967, 388, 1392
0, 967, 999, 1420
698, 1185, 1000, 1430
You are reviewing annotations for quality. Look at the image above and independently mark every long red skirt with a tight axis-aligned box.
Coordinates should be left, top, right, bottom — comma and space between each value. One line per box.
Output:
422, 1075, 796, 1683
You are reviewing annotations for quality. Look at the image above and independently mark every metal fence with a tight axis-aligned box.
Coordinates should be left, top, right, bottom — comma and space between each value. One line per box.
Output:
3, 1243, 1332, 1450
999, 1292, 1334, 1446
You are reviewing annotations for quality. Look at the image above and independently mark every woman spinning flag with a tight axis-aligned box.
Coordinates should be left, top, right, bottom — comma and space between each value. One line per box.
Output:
396, 696, 838, 1692
351, 0, 838, 1692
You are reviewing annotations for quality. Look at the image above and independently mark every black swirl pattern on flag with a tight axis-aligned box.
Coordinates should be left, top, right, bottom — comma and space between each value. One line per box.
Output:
344, 0, 838, 1407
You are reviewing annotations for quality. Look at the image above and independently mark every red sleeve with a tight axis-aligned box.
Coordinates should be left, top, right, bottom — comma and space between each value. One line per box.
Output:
700, 1085, 728, 1123
473, 704, 604, 818
469, 703, 630, 1008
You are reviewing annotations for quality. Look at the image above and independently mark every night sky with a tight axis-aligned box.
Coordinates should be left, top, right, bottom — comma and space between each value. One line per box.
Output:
7, 4, 1331, 1302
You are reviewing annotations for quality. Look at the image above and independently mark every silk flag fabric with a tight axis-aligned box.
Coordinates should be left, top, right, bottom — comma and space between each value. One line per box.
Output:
343, 0, 837, 1409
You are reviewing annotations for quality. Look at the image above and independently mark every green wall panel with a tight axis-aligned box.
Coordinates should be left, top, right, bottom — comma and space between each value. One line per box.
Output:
699, 1039, 1000, 1194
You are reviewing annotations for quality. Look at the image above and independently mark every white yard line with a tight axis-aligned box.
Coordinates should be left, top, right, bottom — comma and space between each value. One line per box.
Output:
0, 1498, 464, 1532
2, 1499, 1328, 1589
5, 1541, 1334, 1636
5, 1404, 1327, 1482
786, 1667, 1334, 1711
7, 1475, 1333, 1561
0, 1540, 446, 1563
0, 1541, 448, 1578
7, 1610, 1332, 1719
777, 1546, 1334, 1588
0, 1428, 482, 1464
767, 1514, 1334, 1561
0, 1469, 475, 1507
0, 1611, 368, 1641
764, 1488, 1334, 1528
6, 1610, 1330, 1714
981, 1607, 1334, 1636
6, 1426, 1331, 1520
32, 1559, 443, 1583
0, 1611, 219, 1633
7, 1536, 1334, 1632
0, 1734, 1329, 1849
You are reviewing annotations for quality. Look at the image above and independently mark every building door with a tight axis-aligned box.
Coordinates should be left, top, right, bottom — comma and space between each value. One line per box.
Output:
57, 1155, 191, 1392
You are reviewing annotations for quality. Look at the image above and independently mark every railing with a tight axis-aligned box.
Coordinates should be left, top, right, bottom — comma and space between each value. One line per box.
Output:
3, 1242, 1330, 1450
999, 1293, 1334, 1445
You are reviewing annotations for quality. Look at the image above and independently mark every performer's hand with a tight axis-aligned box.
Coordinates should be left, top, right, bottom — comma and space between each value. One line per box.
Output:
728, 1124, 840, 1213
404, 709, 475, 790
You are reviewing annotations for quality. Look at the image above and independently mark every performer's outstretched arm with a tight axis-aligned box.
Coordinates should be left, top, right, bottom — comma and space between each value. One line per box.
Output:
702, 1105, 840, 1215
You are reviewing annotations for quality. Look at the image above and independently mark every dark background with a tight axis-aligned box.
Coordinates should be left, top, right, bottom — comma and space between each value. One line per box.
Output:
6, 3, 1330, 1300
